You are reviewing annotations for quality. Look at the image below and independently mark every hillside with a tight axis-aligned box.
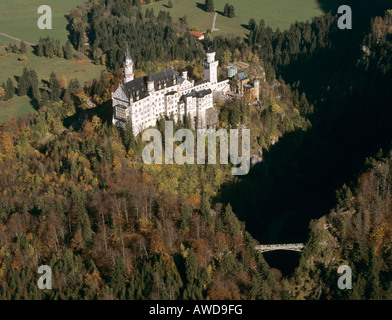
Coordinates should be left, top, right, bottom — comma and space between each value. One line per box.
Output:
0, 0, 84, 44
142, 0, 323, 37
283, 9, 392, 300
0, 97, 279, 300
1, 0, 392, 302
0, 40, 105, 125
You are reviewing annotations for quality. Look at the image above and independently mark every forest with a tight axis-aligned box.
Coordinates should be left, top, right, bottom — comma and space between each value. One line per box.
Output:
0, 9, 308, 297
1, 0, 392, 300
0, 97, 279, 299
0, 48, 308, 299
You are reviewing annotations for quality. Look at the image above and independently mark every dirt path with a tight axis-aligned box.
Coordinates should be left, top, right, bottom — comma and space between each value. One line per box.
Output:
0, 32, 36, 46
212, 11, 219, 32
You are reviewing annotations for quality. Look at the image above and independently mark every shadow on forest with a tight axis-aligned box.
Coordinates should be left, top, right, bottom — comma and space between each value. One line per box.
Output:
241, 24, 249, 30
196, 2, 207, 12
219, 0, 392, 245
316, 0, 342, 14
63, 100, 113, 130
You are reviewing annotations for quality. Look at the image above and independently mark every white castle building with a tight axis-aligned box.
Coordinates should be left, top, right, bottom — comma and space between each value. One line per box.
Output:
112, 46, 229, 135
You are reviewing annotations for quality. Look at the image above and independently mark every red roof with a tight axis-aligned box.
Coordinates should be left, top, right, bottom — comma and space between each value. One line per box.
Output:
190, 31, 204, 39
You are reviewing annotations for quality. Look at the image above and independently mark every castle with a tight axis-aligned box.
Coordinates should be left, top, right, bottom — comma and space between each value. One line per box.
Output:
112, 45, 230, 135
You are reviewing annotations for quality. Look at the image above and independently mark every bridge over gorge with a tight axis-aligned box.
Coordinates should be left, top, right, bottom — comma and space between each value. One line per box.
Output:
256, 242, 340, 253
256, 243, 305, 253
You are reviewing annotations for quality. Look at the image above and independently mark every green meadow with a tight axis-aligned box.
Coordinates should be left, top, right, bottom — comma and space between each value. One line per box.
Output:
0, 37, 105, 124
0, 0, 84, 44
0, 0, 324, 124
143, 0, 323, 36
0, 38, 105, 86
0, 0, 106, 125
0, 96, 35, 124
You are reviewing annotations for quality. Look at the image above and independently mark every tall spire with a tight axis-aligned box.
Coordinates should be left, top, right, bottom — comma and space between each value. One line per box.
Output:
125, 41, 132, 61
124, 41, 134, 83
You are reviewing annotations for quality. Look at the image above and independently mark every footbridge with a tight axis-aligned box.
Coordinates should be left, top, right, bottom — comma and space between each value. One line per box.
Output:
256, 241, 339, 253
255, 243, 305, 253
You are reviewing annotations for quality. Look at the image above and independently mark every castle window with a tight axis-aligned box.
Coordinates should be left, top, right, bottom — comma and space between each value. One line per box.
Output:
115, 106, 126, 121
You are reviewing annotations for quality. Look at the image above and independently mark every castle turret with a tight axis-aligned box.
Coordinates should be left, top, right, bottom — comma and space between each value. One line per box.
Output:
124, 42, 134, 83
172, 72, 177, 85
182, 69, 188, 80
203, 47, 219, 85
147, 70, 154, 94
254, 77, 260, 100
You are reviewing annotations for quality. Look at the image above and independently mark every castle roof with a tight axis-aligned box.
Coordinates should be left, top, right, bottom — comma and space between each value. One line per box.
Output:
123, 68, 177, 102
195, 79, 209, 86
207, 47, 215, 54
190, 31, 205, 39
238, 72, 248, 80
184, 88, 212, 98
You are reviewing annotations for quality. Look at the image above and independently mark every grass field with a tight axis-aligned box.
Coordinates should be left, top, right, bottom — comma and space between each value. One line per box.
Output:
0, 37, 105, 124
0, 0, 85, 44
0, 38, 105, 85
143, 0, 323, 36
0, 0, 107, 125
0, 96, 35, 124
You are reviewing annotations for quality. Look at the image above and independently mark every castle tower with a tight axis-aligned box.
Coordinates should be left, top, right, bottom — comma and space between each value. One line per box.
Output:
203, 47, 219, 85
182, 69, 188, 80
147, 70, 154, 94
124, 42, 134, 83
254, 77, 260, 100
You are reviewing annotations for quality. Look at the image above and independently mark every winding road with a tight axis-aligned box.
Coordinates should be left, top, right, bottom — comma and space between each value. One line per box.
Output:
0, 32, 36, 46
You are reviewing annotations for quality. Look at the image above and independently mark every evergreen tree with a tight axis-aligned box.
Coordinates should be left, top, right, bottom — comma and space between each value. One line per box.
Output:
46, 38, 55, 58
228, 5, 235, 18
123, 119, 136, 152
19, 41, 27, 54
185, 249, 198, 283
248, 18, 257, 31
37, 41, 44, 57
71, 190, 93, 246
64, 41, 73, 60
40, 90, 50, 107
367, 245, 382, 300
179, 205, 192, 230
49, 71, 61, 102
224, 3, 229, 16
205, 0, 214, 12
30, 70, 41, 102
68, 78, 80, 93
5, 78, 15, 100
223, 3, 235, 17
184, 113, 192, 130
299, 92, 310, 116
111, 256, 126, 299
12, 43, 19, 53
230, 100, 241, 127
77, 23, 86, 53
200, 192, 212, 225
57, 44, 64, 59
